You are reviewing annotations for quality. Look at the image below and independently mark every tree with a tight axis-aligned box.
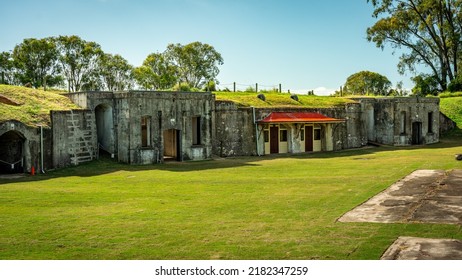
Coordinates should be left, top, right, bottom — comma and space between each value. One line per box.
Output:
12, 37, 60, 90
343, 70, 392, 95
98, 53, 134, 91
165, 42, 223, 88
411, 74, 440, 95
55, 35, 103, 92
367, 0, 462, 92
133, 52, 178, 90
0, 51, 14, 85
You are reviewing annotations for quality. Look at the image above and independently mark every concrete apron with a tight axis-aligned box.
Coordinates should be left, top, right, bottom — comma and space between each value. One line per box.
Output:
338, 169, 462, 224
338, 169, 462, 259
381, 237, 462, 260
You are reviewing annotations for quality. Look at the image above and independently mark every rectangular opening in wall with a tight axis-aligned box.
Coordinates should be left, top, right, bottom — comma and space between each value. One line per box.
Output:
141, 116, 151, 147
401, 111, 407, 134
264, 130, 269, 142
192, 116, 201, 145
428, 112, 433, 133
300, 129, 305, 141
280, 129, 288, 142
314, 129, 321, 140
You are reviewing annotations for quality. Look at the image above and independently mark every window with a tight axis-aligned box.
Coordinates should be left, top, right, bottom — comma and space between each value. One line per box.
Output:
428, 112, 434, 133
264, 130, 269, 142
141, 116, 151, 147
401, 111, 407, 134
300, 129, 305, 141
280, 129, 288, 142
192, 116, 201, 145
314, 129, 321, 140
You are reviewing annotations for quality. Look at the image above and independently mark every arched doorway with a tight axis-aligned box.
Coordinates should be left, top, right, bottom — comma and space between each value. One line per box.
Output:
95, 104, 115, 156
0, 131, 25, 174
163, 129, 181, 161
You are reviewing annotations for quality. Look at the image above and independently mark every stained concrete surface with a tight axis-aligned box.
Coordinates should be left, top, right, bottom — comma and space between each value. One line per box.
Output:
338, 169, 462, 259
338, 169, 462, 224
381, 237, 462, 260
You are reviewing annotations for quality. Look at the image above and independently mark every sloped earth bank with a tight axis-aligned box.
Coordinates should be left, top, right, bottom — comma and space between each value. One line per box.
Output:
339, 169, 462, 259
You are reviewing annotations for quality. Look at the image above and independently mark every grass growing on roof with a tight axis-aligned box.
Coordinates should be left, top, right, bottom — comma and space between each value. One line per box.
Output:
214, 91, 355, 108
1, 137, 462, 259
0, 85, 78, 127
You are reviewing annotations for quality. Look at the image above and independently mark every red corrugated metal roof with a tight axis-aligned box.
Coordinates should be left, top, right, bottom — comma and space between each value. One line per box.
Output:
258, 112, 344, 123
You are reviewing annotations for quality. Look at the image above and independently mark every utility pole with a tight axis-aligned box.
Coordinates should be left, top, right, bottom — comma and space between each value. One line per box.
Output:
279, 83, 282, 93
255, 83, 258, 93
233, 82, 236, 92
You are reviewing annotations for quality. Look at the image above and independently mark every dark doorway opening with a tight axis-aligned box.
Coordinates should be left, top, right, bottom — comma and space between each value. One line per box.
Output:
95, 104, 115, 156
163, 129, 181, 161
412, 122, 423, 145
0, 131, 25, 174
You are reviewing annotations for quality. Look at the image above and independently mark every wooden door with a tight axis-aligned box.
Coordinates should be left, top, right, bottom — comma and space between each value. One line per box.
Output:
270, 126, 279, 154
305, 126, 313, 152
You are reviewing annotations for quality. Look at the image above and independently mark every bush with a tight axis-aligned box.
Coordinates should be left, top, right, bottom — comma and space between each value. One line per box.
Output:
173, 82, 191, 92
448, 76, 462, 92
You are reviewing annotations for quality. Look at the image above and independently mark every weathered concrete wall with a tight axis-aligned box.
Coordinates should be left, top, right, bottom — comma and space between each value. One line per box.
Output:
0, 120, 52, 173
213, 101, 256, 157
354, 97, 440, 146
51, 110, 97, 168
213, 102, 363, 157
440, 112, 457, 134
67, 91, 214, 164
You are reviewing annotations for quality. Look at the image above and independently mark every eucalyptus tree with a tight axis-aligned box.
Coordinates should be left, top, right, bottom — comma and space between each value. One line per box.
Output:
98, 53, 134, 91
367, 0, 462, 91
133, 52, 178, 90
0, 51, 14, 85
165, 42, 223, 89
343, 70, 392, 95
12, 37, 60, 90
55, 35, 103, 92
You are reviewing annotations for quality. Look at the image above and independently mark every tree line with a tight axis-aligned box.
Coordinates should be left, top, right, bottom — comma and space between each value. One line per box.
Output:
0, 35, 223, 92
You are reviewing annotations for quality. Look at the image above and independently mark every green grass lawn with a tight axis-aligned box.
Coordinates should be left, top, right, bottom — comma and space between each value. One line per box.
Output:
1, 137, 462, 260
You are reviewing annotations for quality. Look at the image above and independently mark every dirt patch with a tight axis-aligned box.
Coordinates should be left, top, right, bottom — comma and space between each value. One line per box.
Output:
0, 94, 22, 106
338, 169, 462, 224
381, 237, 462, 260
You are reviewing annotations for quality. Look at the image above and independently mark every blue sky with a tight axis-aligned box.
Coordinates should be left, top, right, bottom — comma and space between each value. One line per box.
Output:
1, 0, 412, 95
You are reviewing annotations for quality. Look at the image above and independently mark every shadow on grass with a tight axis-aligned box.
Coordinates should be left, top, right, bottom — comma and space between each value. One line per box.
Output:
2, 131, 462, 184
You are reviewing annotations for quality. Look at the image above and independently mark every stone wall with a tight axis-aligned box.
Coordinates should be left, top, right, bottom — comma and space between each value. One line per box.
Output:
51, 110, 97, 168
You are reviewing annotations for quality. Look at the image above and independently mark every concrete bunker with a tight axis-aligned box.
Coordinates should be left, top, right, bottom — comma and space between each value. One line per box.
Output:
0, 130, 26, 173
95, 103, 115, 156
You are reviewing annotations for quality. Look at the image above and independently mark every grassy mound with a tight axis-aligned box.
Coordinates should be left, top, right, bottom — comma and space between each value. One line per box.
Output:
0, 85, 79, 127
214, 91, 355, 108
440, 96, 462, 128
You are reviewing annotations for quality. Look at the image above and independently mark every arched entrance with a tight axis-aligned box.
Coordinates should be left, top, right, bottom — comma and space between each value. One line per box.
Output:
95, 104, 115, 156
163, 129, 181, 161
0, 130, 25, 174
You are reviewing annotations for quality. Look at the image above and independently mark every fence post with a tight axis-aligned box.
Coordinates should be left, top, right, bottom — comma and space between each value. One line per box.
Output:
279, 84, 282, 93
233, 82, 236, 92
256, 83, 258, 93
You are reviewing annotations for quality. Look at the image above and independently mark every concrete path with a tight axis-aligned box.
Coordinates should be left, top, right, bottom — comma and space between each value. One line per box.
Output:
381, 237, 462, 260
338, 169, 462, 224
